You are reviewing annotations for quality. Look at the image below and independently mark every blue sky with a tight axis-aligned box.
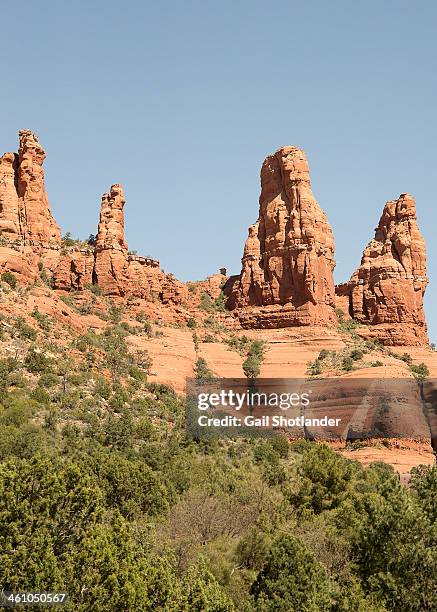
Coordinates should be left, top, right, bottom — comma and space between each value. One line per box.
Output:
1, 1, 436, 341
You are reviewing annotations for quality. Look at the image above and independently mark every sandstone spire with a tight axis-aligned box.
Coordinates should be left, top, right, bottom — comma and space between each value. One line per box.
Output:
226, 146, 336, 328
16, 130, 61, 244
337, 193, 428, 345
93, 184, 129, 295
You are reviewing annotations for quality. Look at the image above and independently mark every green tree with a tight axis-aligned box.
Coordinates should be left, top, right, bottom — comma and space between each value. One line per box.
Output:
251, 534, 334, 610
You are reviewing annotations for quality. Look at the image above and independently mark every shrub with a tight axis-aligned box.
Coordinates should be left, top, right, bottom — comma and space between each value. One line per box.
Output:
243, 354, 261, 379
39, 267, 53, 287
94, 377, 111, 399
335, 307, 345, 322
31, 387, 51, 405
308, 359, 322, 376
109, 303, 124, 324
371, 361, 383, 367
350, 349, 364, 361
200, 293, 214, 312
31, 308, 51, 332
341, 356, 354, 372
251, 534, 333, 610
318, 349, 330, 361
400, 352, 413, 365
1, 271, 17, 288
143, 320, 153, 337
410, 362, 430, 382
24, 349, 53, 373
338, 318, 361, 333
194, 357, 214, 380
15, 317, 37, 341
84, 283, 102, 296
213, 291, 226, 312
38, 372, 59, 388
187, 318, 197, 329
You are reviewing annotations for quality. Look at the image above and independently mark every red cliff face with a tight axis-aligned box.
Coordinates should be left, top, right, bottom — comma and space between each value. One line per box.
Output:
336, 194, 429, 345
226, 146, 336, 328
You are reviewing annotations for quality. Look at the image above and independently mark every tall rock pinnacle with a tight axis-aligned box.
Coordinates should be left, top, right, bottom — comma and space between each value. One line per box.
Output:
16, 130, 61, 244
93, 184, 129, 295
227, 146, 336, 328
0, 130, 60, 245
337, 193, 428, 345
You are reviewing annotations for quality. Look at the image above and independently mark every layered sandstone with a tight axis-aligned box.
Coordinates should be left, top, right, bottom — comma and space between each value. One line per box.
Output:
337, 194, 428, 345
226, 146, 336, 328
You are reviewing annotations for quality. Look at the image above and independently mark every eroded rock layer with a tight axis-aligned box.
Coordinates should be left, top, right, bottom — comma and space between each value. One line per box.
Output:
226, 146, 336, 328
337, 194, 428, 345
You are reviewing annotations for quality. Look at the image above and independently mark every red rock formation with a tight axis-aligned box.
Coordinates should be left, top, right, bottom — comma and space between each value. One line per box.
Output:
227, 146, 336, 328
53, 249, 95, 291
16, 130, 61, 245
92, 184, 187, 303
337, 194, 428, 345
0, 152, 21, 239
1, 131, 186, 306
0, 130, 61, 282
93, 184, 130, 295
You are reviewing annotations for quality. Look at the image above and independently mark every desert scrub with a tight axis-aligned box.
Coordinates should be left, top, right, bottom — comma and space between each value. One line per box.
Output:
194, 357, 215, 380
341, 356, 354, 372
225, 334, 253, 356
14, 317, 37, 341
187, 317, 197, 329
1, 271, 17, 288
24, 348, 53, 373
31, 308, 52, 332
199, 292, 215, 312
349, 349, 364, 361
410, 362, 429, 382
84, 282, 103, 296
242, 340, 267, 380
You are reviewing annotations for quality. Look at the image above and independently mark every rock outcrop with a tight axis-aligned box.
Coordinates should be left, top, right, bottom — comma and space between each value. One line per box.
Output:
90, 183, 187, 302
93, 184, 130, 295
0, 130, 61, 245
0, 130, 62, 283
16, 130, 61, 245
0, 131, 186, 305
226, 146, 336, 328
0, 152, 21, 239
337, 194, 428, 345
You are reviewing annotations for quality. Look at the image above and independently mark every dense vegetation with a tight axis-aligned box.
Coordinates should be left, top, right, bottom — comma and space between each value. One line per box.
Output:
0, 295, 436, 611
